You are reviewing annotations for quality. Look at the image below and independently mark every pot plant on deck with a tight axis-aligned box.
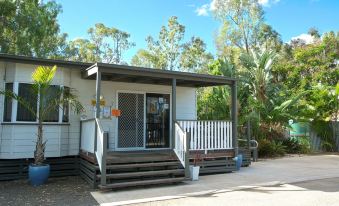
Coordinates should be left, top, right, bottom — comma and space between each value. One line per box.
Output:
190, 151, 202, 181
0, 65, 83, 186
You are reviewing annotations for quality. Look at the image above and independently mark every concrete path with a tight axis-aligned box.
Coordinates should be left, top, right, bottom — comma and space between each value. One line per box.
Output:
91, 154, 339, 206
131, 178, 339, 206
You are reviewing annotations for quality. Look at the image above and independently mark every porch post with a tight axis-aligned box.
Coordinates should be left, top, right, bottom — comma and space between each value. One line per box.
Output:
95, 67, 101, 119
94, 66, 101, 151
172, 78, 176, 149
231, 81, 238, 156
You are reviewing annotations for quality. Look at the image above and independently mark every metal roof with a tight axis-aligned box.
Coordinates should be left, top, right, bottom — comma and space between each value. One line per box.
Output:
0, 53, 236, 87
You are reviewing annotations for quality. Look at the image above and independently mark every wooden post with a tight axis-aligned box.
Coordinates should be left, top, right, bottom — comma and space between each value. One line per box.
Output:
94, 67, 101, 151
95, 68, 101, 119
247, 121, 251, 149
79, 121, 82, 153
184, 132, 191, 179
231, 81, 238, 156
172, 78, 176, 149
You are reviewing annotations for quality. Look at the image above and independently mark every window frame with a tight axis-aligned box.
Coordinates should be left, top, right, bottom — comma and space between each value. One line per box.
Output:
3, 83, 13, 122
2, 82, 70, 124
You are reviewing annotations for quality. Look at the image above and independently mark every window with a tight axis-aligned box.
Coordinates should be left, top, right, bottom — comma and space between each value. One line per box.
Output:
62, 87, 70, 122
42, 85, 59, 122
2, 82, 70, 123
17, 83, 37, 121
3, 83, 13, 122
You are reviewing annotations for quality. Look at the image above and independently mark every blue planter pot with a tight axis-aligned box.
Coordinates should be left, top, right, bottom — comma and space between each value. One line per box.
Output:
235, 154, 243, 171
29, 164, 50, 186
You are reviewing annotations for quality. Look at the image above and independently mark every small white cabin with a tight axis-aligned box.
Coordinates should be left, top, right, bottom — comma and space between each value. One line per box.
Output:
0, 53, 239, 189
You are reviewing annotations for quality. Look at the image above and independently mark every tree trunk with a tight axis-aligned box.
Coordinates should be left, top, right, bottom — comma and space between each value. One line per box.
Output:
34, 88, 45, 165
34, 122, 45, 165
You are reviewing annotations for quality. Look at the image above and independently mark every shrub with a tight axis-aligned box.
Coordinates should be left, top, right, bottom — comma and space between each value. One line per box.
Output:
298, 136, 311, 154
258, 139, 286, 157
282, 138, 301, 153
282, 136, 311, 154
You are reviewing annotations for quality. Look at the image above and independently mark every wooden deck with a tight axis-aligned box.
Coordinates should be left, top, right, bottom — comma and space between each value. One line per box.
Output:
80, 149, 235, 164
79, 149, 237, 189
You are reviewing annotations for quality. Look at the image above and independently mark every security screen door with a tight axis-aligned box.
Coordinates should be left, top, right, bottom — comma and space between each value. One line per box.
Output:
117, 92, 145, 149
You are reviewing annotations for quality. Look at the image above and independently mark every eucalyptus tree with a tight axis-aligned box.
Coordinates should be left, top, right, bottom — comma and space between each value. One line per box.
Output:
66, 23, 135, 64
180, 37, 213, 73
132, 16, 185, 70
0, 0, 67, 58
212, 0, 264, 55
255, 24, 283, 52
131, 16, 212, 72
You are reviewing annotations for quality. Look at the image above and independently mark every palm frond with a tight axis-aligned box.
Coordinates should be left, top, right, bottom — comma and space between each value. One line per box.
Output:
32, 65, 57, 89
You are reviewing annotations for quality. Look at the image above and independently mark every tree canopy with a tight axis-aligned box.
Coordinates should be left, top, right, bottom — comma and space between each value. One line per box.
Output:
0, 0, 67, 58
131, 16, 213, 72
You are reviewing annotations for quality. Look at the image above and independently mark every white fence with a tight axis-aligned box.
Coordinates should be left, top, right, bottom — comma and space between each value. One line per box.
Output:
174, 122, 188, 167
178, 120, 233, 151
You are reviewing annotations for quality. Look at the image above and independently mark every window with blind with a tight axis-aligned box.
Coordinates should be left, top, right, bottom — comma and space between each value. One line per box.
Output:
3, 83, 13, 122
3, 83, 70, 123
17, 83, 37, 121
42, 85, 59, 122
62, 87, 70, 122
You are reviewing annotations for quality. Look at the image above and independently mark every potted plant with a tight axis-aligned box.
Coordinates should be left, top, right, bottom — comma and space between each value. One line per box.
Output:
189, 151, 202, 181
1, 66, 83, 186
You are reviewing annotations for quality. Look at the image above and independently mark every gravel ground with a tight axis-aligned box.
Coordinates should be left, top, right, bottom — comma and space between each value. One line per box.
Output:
0, 176, 98, 206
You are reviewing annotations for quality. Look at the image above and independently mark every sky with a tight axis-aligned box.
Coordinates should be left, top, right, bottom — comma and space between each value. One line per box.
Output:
55, 0, 339, 63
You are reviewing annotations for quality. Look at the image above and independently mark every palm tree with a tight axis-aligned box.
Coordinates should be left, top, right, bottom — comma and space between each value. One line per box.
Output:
240, 50, 277, 104
0, 66, 83, 165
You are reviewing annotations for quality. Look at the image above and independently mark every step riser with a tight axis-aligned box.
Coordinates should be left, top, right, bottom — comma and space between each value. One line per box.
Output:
99, 177, 186, 190
98, 169, 185, 180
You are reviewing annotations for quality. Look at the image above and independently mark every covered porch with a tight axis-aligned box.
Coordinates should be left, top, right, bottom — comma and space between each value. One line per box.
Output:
79, 62, 238, 189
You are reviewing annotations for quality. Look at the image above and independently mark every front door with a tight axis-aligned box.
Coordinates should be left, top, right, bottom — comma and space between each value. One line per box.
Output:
117, 92, 145, 150
146, 93, 170, 148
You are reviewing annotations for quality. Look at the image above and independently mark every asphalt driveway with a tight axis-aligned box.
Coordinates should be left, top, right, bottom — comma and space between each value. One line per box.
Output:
92, 154, 339, 206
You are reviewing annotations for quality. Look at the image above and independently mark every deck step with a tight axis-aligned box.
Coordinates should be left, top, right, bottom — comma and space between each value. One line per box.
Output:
97, 169, 184, 179
96, 161, 181, 170
106, 156, 177, 164
98, 177, 186, 189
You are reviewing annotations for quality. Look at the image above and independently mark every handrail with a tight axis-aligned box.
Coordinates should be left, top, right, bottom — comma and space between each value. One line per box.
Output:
95, 118, 108, 186
177, 119, 232, 122
81, 118, 96, 123
173, 122, 190, 178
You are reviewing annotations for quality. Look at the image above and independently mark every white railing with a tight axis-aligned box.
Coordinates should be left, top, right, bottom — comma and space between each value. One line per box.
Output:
95, 118, 108, 185
178, 120, 233, 152
80, 119, 96, 153
174, 122, 188, 167
80, 118, 108, 185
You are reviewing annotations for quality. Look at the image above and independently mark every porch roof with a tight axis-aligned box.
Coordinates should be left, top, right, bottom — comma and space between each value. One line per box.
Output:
82, 63, 236, 87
